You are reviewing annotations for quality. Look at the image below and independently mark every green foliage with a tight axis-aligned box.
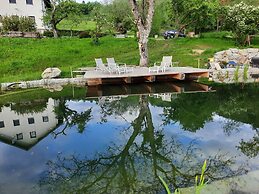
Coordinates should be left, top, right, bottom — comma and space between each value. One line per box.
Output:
43, 0, 80, 37
159, 160, 207, 194
91, 7, 106, 44
158, 176, 171, 194
43, 30, 54, 37
19, 16, 36, 32
0, 15, 36, 32
195, 160, 207, 194
223, 2, 259, 45
150, 1, 169, 36
168, 0, 219, 33
243, 64, 249, 82
78, 30, 92, 38
200, 31, 233, 39
0, 34, 247, 83
233, 66, 240, 83
78, 1, 101, 15
103, 0, 134, 34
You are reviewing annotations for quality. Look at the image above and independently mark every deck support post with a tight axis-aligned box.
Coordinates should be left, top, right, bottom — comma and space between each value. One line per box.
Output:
144, 75, 156, 82
123, 77, 132, 84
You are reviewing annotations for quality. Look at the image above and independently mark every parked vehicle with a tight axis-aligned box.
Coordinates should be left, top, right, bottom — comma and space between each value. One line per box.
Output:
163, 30, 186, 39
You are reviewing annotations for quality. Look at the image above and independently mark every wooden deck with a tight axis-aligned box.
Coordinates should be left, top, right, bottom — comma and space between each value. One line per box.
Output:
83, 67, 210, 86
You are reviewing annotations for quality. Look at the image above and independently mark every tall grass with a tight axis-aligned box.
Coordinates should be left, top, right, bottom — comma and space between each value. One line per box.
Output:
159, 160, 207, 194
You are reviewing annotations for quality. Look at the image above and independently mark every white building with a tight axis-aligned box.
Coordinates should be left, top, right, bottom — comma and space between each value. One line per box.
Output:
0, 0, 51, 31
0, 98, 59, 150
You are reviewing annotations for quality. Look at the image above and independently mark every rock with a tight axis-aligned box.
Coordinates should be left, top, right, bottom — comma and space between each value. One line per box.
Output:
41, 68, 61, 79
43, 85, 63, 92
214, 48, 259, 65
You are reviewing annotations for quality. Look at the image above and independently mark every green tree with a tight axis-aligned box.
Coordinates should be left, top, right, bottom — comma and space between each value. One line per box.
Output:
169, 0, 219, 33
90, 6, 106, 45
43, 0, 80, 38
78, 1, 101, 15
223, 2, 259, 45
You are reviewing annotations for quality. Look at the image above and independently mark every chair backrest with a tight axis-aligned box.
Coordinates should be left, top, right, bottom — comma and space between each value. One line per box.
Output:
210, 62, 221, 70
107, 58, 116, 65
95, 58, 106, 70
162, 56, 172, 67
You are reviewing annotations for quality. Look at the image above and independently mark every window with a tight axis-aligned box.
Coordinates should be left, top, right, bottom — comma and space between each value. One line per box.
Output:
9, 0, 16, 4
42, 116, 49, 122
0, 121, 5, 128
26, 0, 33, 5
28, 117, 35, 124
16, 133, 23, 140
30, 131, 36, 138
13, 119, 20, 126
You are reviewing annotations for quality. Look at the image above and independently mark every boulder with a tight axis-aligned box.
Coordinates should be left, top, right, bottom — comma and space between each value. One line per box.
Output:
41, 68, 61, 79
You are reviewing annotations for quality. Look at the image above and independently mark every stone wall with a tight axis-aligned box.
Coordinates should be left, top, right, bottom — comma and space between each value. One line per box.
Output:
214, 48, 259, 65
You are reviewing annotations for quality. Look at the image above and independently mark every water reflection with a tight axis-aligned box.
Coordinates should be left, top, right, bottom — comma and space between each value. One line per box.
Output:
0, 83, 258, 193
0, 98, 58, 150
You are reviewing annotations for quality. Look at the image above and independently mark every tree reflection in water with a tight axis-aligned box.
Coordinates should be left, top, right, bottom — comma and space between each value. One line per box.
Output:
52, 99, 92, 138
39, 95, 248, 193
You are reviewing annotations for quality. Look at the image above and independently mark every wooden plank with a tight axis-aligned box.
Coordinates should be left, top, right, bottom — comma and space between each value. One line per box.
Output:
87, 78, 102, 86
185, 72, 209, 80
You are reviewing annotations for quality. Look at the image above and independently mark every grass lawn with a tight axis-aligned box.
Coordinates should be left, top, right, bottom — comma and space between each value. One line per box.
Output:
0, 35, 258, 83
57, 20, 96, 31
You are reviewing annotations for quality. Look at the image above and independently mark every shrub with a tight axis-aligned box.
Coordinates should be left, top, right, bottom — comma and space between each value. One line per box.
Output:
19, 16, 36, 32
79, 30, 92, 38
200, 31, 233, 39
43, 30, 54, 37
0, 15, 36, 32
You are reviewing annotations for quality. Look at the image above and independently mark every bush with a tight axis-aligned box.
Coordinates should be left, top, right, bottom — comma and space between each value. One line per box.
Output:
0, 15, 36, 32
58, 30, 83, 37
79, 30, 92, 38
43, 30, 54, 37
200, 31, 233, 39
19, 16, 36, 32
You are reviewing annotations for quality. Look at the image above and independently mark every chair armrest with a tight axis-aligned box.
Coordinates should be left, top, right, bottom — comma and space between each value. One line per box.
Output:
154, 61, 161, 66
117, 62, 126, 67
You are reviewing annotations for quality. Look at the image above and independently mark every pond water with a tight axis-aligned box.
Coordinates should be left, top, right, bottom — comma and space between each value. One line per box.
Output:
0, 82, 258, 194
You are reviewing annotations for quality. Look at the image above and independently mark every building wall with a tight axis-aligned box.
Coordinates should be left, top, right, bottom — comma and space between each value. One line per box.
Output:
0, 0, 46, 31
0, 98, 58, 148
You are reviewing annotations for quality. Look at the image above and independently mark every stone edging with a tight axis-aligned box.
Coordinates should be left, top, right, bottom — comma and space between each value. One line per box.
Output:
1, 78, 87, 91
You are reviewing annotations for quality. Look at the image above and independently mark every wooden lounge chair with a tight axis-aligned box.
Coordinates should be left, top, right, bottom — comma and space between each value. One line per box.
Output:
149, 56, 173, 73
107, 58, 133, 73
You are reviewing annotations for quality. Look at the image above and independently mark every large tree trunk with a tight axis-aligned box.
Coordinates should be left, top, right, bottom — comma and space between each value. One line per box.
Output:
138, 37, 149, 66
129, 0, 155, 67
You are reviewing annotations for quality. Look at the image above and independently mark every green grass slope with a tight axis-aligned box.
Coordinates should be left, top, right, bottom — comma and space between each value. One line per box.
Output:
0, 35, 258, 83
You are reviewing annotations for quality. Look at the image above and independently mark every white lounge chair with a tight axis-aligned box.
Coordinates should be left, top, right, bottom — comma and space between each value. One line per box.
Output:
209, 62, 222, 71
149, 56, 173, 73
95, 58, 112, 74
107, 58, 134, 73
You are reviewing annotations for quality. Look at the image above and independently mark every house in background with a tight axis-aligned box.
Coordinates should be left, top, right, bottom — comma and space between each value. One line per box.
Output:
0, 0, 51, 32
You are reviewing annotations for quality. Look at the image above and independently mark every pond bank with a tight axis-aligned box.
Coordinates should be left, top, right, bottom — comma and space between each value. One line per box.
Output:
1, 78, 87, 91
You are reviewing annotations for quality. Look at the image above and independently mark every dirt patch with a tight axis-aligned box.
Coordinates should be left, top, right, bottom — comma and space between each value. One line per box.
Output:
192, 49, 205, 55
